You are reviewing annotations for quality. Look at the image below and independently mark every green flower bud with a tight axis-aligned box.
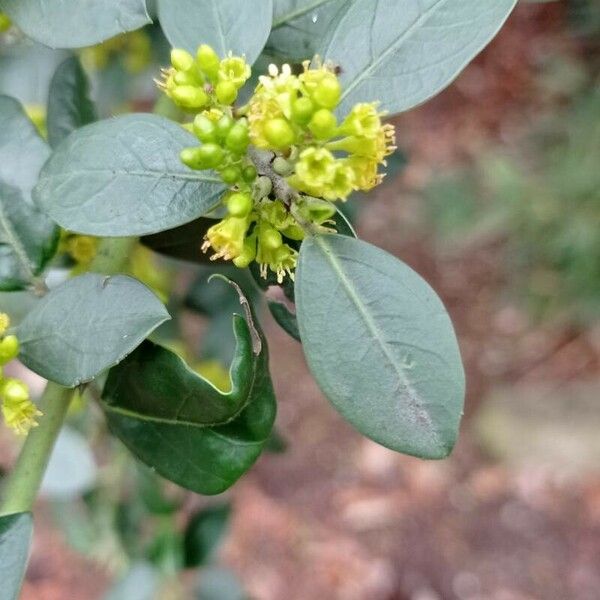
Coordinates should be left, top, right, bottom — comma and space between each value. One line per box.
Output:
291, 96, 315, 125
174, 71, 196, 86
308, 108, 338, 139
197, 44, 220, 81
220, 166, 242, 185
171, 48, 195, 72
215, 80, 238, 105
233, 237, 257, 268
264, 118, 295, 149
226, 192, 253, 218
180, 147, 204, 169
312, 74, 341, 109
225, 122, 250, 153
193, 114, 217, 143
253, 176, 272, 199
197, 143, 225, 169
272, 156, 293, 176
1, 378, 29, 404
242, 165, 257, 182
171, 86, 209, 109
0, 335, 19, 365
260, 226, 282, 250
215, 115, 234, 142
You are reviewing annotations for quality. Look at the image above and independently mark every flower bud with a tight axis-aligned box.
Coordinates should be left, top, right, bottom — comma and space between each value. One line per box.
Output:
170, 48, 195, 72
196, 143, 225, 169
233, 237, 257, 268
171, 86, 209, 109
193, 114, 217, 143
220, 166, 242, 185
216, 80, 238, 105
242, 165, 258, 182
225, 122, 250, 153
260, 226, 283, 250
291, 97, 315, 125
215, 115, 234, 142
226, 192, 253, 218
0, 335, 19, 365
272, 156, 293, 176
308, 108, 337, 139
312, 73, 341, 109
197, 44, 220, 81
0, 14, 11, 33
264, 118, 295, 149
1, 378, 29, 404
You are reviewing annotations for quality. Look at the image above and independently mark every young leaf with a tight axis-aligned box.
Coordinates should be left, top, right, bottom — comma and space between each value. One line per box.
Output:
34, 114, 226, 236
47, 56, 97, 148
0, 512, 33, 600
0, 0, 151, 49
0, 182, 59, 291
103, 281, 276, 495
17, 274, 171, 387
184, 504, 231, 568
157, 0, 273, 65
319, 0, 517, 115
296, 234, 465, 459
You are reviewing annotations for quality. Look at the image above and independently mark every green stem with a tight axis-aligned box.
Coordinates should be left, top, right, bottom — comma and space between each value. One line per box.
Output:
0, 384, 73, 515
0, 236, 136, 515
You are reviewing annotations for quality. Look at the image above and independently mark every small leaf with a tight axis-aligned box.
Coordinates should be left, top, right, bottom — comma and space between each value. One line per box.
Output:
0, 182, 59, 290
47, 56, 97, 148
319, 0, 517, 115
0, 512, 33, 600
103, 281, 276, 495
0, 0, 151, 49
34, 114, 226, 236
268, 300, 300, 341
184, 504, 231, 568
296, 234, 465, 458
157, 0, 273, 65
17, 274, 170, 387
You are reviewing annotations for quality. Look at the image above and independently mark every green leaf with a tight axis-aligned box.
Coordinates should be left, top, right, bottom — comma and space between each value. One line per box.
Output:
319, 0, 517, 115
47, 56, 97, 149
103, 319, 256, 427
0, 0, 151, 49
0, 182, 59, 291
0, 96, 58, 290
184, 504, 231, 567
34, 114, 226, 236
157, 0, 274, 64
17, 274, 170, 387
103, 280, 276, 495
296, 234, 465, 458
0, 512, 33, 600
268, 300, 300, 341
268, 0, 345, 61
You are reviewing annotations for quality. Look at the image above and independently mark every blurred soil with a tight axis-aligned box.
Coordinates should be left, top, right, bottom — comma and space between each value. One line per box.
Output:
14, 2, 600, 599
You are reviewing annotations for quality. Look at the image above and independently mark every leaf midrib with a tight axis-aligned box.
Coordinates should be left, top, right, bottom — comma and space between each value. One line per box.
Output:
272, 0, 335, 28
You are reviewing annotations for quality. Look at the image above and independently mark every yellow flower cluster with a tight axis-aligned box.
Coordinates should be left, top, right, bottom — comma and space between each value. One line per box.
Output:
0, 313, 41, 435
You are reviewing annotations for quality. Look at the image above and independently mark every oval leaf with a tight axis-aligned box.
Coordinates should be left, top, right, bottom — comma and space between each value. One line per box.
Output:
268, 300, 300, 342
17, 273, 170, 387
34, 114, 226, 236
103, 282, 276, 495
47, 56, 97, 148
319, 0, 517, 115
0, 0, 151, 49
296, 234, 465, 458
157, 0, 273, 64
0, 512, 33, 600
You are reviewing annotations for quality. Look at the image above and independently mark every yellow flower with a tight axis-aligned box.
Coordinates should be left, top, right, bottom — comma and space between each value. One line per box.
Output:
202, 215, 251, 261
1, 379, 42, 436
69, 235, 99, 266
256, 241, 298, 283
218, 54, 251, 89
346, 156, 382, 191
294, 147, 336, 189
0, 313, 9, 337
322, 161, 356, 201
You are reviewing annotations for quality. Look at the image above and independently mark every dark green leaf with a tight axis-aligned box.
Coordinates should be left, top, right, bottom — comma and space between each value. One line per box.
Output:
0, 182, 59, 291
268, 300, 300, 341
157, 0, 273, 64
0, 512, 33, 600
296, 234, 465, 458
18, 274, 170, 387
103, 281, 276, 495
319, 0, 517, 115
47, 56, 97, 148
184, 504, 231, 567
34, 114, 226, 236
0, 0, 151, 49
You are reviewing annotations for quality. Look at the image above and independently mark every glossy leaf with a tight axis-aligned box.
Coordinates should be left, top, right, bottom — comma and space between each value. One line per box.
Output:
0, 96, 58, 290
184, 504, 231, 567
268, 300, 300, 341
318, 0, 517, 115
296, 234, 465, 458
0, 0, 151, 49
157, 0, 273, 64
34, 114, 226, 236
18, 274, 170, 387
47, 56, 97, 148
0, 512, 33, 600
103, 281, 276, 495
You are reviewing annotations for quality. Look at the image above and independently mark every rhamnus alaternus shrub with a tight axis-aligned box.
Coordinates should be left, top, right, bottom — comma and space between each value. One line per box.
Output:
0, 1, 517, 596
